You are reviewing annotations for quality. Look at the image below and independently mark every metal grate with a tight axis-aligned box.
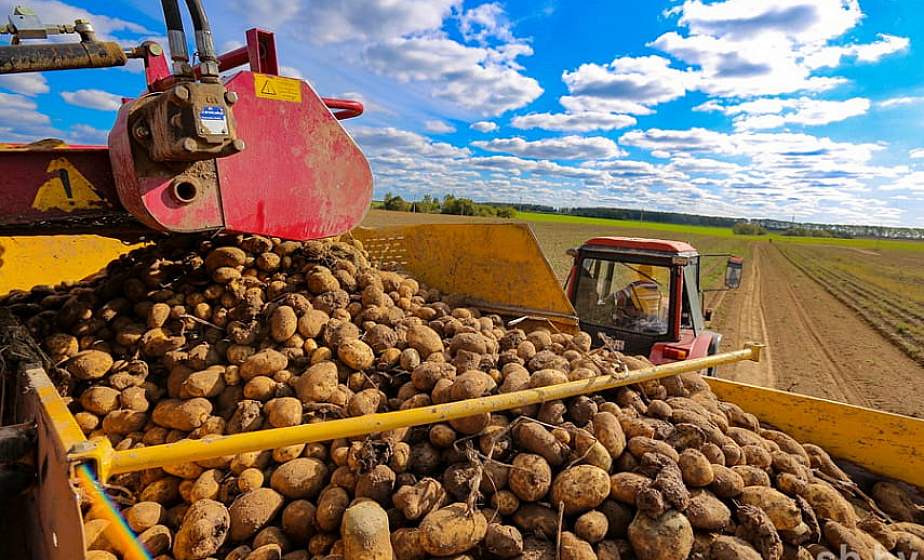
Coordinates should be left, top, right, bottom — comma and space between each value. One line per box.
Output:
360, 235, 410, 271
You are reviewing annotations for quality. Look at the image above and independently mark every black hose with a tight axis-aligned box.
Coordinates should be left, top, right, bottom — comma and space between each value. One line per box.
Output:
160, 0, 184, 34
184, 0, 216, 62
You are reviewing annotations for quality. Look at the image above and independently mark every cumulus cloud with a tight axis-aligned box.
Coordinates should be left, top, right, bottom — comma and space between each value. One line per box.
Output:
472, 135, 624, 160
650, 0, 908, 98
363, 37, 542, 116
561, 55, 693, 114
0, 74, 49, 96
511, 112, 637, 132
697, 97, 870, 129
910, 149, 924, 160
60, 89, 123, 111
470, 121, 498, 133
424, 120, 456, 134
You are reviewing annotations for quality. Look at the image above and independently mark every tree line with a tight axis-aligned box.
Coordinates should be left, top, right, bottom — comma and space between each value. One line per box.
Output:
381, 193, 517, 218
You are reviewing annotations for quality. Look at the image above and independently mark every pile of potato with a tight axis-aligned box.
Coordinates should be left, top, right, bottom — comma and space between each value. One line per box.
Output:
3, 233, 923, 560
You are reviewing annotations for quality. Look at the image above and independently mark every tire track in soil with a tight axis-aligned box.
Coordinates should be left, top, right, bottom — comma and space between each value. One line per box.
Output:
717, 242, 923, 417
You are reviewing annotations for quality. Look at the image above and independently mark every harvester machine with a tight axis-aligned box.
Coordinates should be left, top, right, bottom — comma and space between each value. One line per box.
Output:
0, 4, 921, 560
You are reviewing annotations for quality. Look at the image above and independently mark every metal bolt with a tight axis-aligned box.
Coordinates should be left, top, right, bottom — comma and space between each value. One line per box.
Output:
175, 85, 189, 101
147, 43, 163, 56
224, 91, 239, 105
232, 138, 246, 152
132, 125, 150, 141
181, 137, 197, 152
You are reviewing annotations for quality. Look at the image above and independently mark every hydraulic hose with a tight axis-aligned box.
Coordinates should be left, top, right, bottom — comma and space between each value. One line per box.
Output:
160, 0, 191, 76
184, 0, 218, 80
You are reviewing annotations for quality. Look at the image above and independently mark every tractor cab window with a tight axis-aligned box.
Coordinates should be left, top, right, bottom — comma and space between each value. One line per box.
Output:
573, 257, 671, 335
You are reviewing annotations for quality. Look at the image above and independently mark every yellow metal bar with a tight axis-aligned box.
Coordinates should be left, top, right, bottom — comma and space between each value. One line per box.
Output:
74, 464, 151, 560
706, 378, 924, 488
98, 344, 763, 480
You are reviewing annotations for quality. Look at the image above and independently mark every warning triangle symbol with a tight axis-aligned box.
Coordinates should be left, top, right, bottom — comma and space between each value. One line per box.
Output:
261, 79, 277, 96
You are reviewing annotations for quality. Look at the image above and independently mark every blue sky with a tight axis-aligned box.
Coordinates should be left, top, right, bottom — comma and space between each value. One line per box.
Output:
2, 1, 923, 226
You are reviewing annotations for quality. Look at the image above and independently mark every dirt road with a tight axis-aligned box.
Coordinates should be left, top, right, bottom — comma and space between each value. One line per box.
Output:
712, 242, 924, 418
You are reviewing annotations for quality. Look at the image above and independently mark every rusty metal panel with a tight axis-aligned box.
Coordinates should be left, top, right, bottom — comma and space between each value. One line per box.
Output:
216, 71, 373, 240
352, 223, 579, 332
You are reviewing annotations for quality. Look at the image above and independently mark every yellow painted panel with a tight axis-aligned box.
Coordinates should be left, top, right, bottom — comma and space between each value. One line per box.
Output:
0, 235, 139, 295
708, 378, 924, 488
353, 223, 578, 331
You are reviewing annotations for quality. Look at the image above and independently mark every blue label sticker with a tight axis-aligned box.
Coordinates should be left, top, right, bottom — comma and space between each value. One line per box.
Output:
200, 106, 226, 120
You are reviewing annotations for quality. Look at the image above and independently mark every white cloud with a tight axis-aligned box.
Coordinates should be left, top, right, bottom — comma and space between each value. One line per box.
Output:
652, 0, 908, 98
472, 135, 624, 160
280, 66, 305, 80
698, 97, 870, 129
470, 121, 498, 133
60, 89, 123, 111
424, 120, 456, 134
879, 96, 924, 108
910, 149, 924, 160
351, 126, 470, 159
0, 74, 49, 96
228, 0, 458, 45
511, 112, 636, 132
458, 2, 513, 44
561, 55, 692, 114
0, 92, 106, 145
363, 36, 542, 116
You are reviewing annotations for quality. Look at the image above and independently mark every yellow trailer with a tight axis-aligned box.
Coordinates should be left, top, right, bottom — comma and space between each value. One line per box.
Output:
1, 223, 922, 559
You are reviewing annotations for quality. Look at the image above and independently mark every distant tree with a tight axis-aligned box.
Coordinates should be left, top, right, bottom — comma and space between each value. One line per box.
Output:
417, 194, 441, 213
383, 192, 410, 212
732, 221, 768, 235
495, 206, 517, 218
441, 194, 477, 216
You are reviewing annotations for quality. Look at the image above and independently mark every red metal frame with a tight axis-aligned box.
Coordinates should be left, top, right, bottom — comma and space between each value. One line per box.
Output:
585, 237, 697, 255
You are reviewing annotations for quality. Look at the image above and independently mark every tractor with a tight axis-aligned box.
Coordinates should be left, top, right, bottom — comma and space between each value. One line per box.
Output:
565, 237, 743, 372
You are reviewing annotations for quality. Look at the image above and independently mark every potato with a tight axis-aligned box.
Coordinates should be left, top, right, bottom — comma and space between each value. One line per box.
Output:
229, 488, 285, 541
678, 448, 714, 487
485, 523, 524, 559
592, 412, 627, 458
264, 397, 302, 428
239, 468, 265, 492
406, 324, 444, 356
574, 511, 608, 543
513, 422, 568, 466
180, 367, 226, 398
295, 361, 339, 403
609, 472, 652, 504
240, 349, 288, 381
341, 500, 393, 560
355, 464, 396, 504
739, 486, 802, 531
411, 362, 456, 391
390, 478, 444, 521
189, 469, 223, 502
709, 465, 745, 498
138, 524, 172, 556
732, 465, 771, 487
205, 246, 246, 270
627, 436, 679, 462
710, 536, 763, 560
560, 531, 596, 560
125, 501, 166, 533
508, 453, 552, 502
338, 338, 375, 371
245, 543, 282, 560
685, 489, 731, 531
152, 398, 213, 431
66, 349, 113, 380
550, 465, 610, 515
419, 503, 487, 557
316, 486, 351, 532
347, 388, 383, 416
778, 474, 858, 528
101, 409, 148, 435
172, 499, 230, 560
281, 500, 316, 543
80, 386, 121, 415
270, 306, 298, 342
391, 528, 426, 560
628, 510, 694, 560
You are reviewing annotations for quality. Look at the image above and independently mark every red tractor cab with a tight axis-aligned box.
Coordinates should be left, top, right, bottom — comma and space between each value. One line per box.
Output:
564, 237, 743, 375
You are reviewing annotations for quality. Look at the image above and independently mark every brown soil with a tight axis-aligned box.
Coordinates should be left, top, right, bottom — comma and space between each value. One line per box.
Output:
712, 243, 924, 418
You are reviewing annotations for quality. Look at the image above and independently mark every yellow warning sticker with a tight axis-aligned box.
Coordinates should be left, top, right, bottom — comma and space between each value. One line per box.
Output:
254, 74, 302, 103
31, 157, 108, 212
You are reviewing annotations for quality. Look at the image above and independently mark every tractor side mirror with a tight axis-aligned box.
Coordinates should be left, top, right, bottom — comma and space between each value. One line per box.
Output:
725, 257, 743, 289
566, 247, 578, 259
